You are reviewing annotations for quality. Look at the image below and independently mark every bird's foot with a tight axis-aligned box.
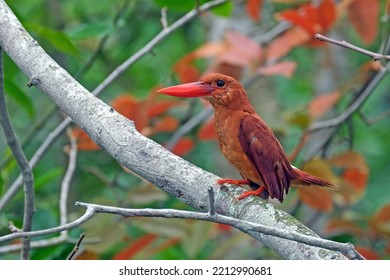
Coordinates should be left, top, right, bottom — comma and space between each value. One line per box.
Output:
236, 185, 267, 200
216, 178, 250, 187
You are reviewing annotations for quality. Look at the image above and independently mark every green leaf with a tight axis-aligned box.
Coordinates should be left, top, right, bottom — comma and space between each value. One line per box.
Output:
67, 20, 114, 40
211, 1, 233, 17
26, 23, 78, 55
4, 79, 35, 118
35, 167, 63, 191
153, 0, 196, 11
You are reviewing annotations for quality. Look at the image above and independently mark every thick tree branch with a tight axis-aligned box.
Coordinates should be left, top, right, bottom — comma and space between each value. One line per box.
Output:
0, 0, 228, 211
0, 0, 346, 259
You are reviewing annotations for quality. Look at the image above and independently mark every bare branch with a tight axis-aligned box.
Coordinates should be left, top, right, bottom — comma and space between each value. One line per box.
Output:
166, 106, 213, 150
60, 129, 78, 227
0, 0, 346, 259
0, 208, 95, 244
0, 47, 35, 260
315, 33, 390, 61
160, 7, 168, 29
308, 66, 388, 132
72, 201, 362, 260
0, 200, 363, 260
358, 109, 390, 126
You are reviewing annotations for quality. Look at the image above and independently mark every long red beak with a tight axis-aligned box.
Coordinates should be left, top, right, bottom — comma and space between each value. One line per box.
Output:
157, 82, 213, 98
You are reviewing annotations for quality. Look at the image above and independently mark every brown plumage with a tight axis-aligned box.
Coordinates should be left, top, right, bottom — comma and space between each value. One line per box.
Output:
158, 73, 337, 203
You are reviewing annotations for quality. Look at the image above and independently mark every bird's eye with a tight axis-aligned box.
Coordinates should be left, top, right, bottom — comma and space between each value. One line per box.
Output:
216, 80, 225, 87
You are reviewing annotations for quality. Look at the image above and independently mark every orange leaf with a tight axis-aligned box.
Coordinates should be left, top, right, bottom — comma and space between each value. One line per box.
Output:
74, 250, 99, 260
113, 234, 157, 260
171, 137, 194, 156
246, 0, 263, 22
147, 100, 181, 118
257, 61, 297, 78
173, 56, 200, 83
356, 246, 380, 260
111, 95, 139, 121
152, 116, 179, 134
297, 187, 333, 212
330, 150, 367, 168
198, 118, 216, 141
71, 127, 100, 151
343, 167, 368, 191
308, 91, 341, 120
325, 217, 363, 235
348, 0, 379, 45
223, 31, 263, 64
265, 27, 310, 61
330, 151, 369, 205
373, 204, 390, 224
193, 42, 227, 58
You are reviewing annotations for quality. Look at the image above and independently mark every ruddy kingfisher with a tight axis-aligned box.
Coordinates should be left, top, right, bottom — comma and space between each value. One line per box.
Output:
158, 73, 337, 203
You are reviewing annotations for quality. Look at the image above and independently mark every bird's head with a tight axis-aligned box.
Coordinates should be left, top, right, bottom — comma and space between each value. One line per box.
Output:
158, 73, 252, 111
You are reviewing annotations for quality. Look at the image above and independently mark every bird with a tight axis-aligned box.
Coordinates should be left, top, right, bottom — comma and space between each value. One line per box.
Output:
157, 73, 338, 203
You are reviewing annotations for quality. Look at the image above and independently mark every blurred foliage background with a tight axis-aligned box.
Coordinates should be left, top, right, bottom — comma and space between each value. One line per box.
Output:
0, 0, 389, 260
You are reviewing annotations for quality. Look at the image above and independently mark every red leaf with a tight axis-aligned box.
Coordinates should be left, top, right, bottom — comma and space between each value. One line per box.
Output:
217, 224, 232, 232
348, 0, 379, 45
356, 246, 380, 260
198, 118, 216, 141
257, 61, 297, 78
278, 9, 317, 35
246, 0, 263, 22
171, 137, 194, 156
277, 0, 336, 48
113, 234, 157, 260
308, 91, 341, 120
317, 0, 337, 31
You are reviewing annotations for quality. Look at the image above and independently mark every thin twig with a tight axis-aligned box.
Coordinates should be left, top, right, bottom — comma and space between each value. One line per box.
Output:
74, 201, 363, 260
67, 233, 85, 260
358, 109, 390, 126
308, 66, 388, 132
0, 234, 99, 254
0, 47, 35, 260
0, 0, 228, 212
315, 33, 390, 61
60, 129, 78, 227
75, 0, 130, 78
0, 207, 95, 244
160, 7, 168, 29
166, 106, 213, 150
0, 200, 363, 260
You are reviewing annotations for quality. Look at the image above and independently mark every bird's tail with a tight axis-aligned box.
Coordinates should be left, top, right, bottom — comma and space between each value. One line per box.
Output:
291, 167, 339, 190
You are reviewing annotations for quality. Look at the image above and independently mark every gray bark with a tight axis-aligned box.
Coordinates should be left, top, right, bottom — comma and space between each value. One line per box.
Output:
0, 0, 346, 259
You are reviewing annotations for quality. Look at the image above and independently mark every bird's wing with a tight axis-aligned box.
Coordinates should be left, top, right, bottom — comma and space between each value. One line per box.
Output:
238, 114, 293, 202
